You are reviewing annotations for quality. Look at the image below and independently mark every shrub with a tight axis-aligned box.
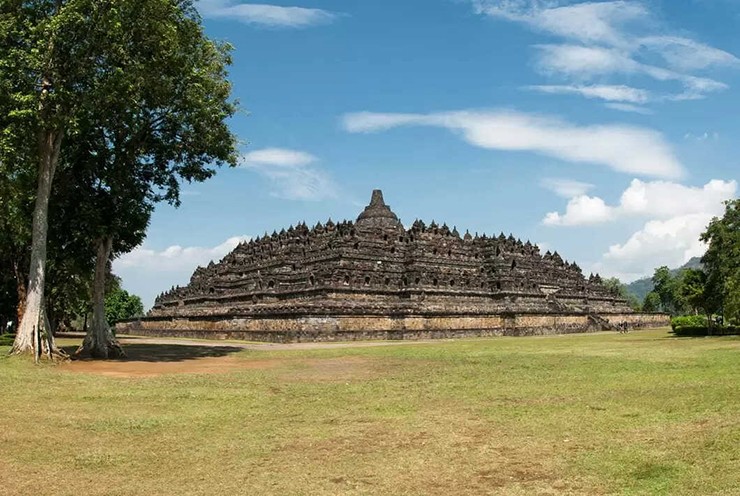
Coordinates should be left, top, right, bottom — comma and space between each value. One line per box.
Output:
672, 326, 709, 337
0, 334, 15, 346
671, 323, 740, 337
670, 315, 708, 330
709, 325, 740, 336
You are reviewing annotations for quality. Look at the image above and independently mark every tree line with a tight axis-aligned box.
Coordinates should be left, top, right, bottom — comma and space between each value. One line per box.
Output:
1, 0, 238, 360
643, 200, 739, 326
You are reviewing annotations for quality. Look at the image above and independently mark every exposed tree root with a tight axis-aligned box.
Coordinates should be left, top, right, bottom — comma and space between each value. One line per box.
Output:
11, 305, 69, 362
73, 237, 127, 360
75, 328, 126, 360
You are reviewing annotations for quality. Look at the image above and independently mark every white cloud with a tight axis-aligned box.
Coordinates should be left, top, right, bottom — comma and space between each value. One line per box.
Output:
639, 36, 740, 72
471, 1, 738, 102
527, 84, 650, 103
543, 178, 736, 226
534, 44, 728, 98
534, 44, 637, 77
342, 109, 684, 178
600, 213, 713, 280
197, 1, 338, 28
604, 102, 652, 114
472, 0, 648, 46
116, 236, 249, 272
239, 147, 337, 201
242, 148, 317, 167
540, 177, 594, 197
546, 177, 736, 280
342, 113, 424, 133
114, 235, 250, 308
543, 195, 614, 226
618, 179, 736, 218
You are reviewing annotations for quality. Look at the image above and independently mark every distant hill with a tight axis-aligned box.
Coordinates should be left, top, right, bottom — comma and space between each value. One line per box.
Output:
625, 257, 703, 302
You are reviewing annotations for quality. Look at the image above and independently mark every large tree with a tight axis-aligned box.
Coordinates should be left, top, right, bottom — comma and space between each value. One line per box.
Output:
3, 0, 122, 357
651, 266, 686, 315
66, 0, 237, 358
701, 199, 740, 323
0, 6, 37, 336
675, 268, 716, 320
3, 1, 237, 358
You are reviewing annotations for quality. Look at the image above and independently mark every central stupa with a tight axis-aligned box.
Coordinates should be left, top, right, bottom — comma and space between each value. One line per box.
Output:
118, 190, 666, 341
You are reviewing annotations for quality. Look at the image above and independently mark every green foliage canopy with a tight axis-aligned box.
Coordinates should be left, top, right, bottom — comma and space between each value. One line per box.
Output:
642, 291, 661, 313
0, 1, 238, 345
701, 199, 740, 323
104, 287, 143, 326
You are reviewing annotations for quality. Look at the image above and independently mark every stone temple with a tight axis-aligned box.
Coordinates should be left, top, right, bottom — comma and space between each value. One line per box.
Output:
118, 190, 667, 341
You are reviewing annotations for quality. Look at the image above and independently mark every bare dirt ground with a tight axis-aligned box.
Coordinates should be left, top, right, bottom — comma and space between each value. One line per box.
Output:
59, 331, 432, 350
56, 333, 390, 378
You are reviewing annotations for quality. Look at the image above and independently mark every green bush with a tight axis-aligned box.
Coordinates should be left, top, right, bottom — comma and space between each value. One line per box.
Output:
671, 315, 708, 330
672, 324, 740, 337
672, 326, 709, 337
0, 333, 15, 346
709, 325, 740, 336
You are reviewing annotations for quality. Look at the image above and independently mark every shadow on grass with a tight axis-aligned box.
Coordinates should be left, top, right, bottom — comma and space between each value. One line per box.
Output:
62, 343, 244, 363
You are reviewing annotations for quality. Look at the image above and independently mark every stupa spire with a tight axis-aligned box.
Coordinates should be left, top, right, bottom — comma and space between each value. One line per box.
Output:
356, 189, 403, 230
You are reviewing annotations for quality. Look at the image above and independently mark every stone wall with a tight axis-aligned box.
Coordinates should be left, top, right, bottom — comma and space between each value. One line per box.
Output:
116, 312, 669, 343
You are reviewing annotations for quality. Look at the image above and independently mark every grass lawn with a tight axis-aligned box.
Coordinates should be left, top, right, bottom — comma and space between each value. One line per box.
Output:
1, 328, 738, 495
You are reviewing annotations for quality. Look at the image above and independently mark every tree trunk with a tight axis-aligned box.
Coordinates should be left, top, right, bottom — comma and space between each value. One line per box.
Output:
77, 237, 125, 359
11, 128, 65, 358
13, 260, 26, 331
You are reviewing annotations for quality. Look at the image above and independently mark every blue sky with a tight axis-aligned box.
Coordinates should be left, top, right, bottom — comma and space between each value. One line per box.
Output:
114, 0, 740, 308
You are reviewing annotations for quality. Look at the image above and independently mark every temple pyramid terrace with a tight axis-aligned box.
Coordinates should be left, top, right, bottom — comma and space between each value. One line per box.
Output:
118, 190, 667, 341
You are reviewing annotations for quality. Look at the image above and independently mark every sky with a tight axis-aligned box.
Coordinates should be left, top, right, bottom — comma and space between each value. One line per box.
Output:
114, 0, 740, 308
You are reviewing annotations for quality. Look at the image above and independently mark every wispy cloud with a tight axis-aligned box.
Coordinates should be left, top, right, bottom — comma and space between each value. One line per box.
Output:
527, 84, 650, 103
472, 0, 649, 46
342, 109, 684, 178
534, 44, 728, 99
197, 1, 339, 28
241, 148, 317, 167
604, 102, 653, 114
471, 1, 739, 105
639, 36, 740, 72
540, 177, 595, 197
684, 131, 719, 142
239, 147, 337, 201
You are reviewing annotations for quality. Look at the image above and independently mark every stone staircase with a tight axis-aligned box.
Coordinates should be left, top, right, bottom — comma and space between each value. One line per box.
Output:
547, 295, 620, 331
586, 312, 620, 331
